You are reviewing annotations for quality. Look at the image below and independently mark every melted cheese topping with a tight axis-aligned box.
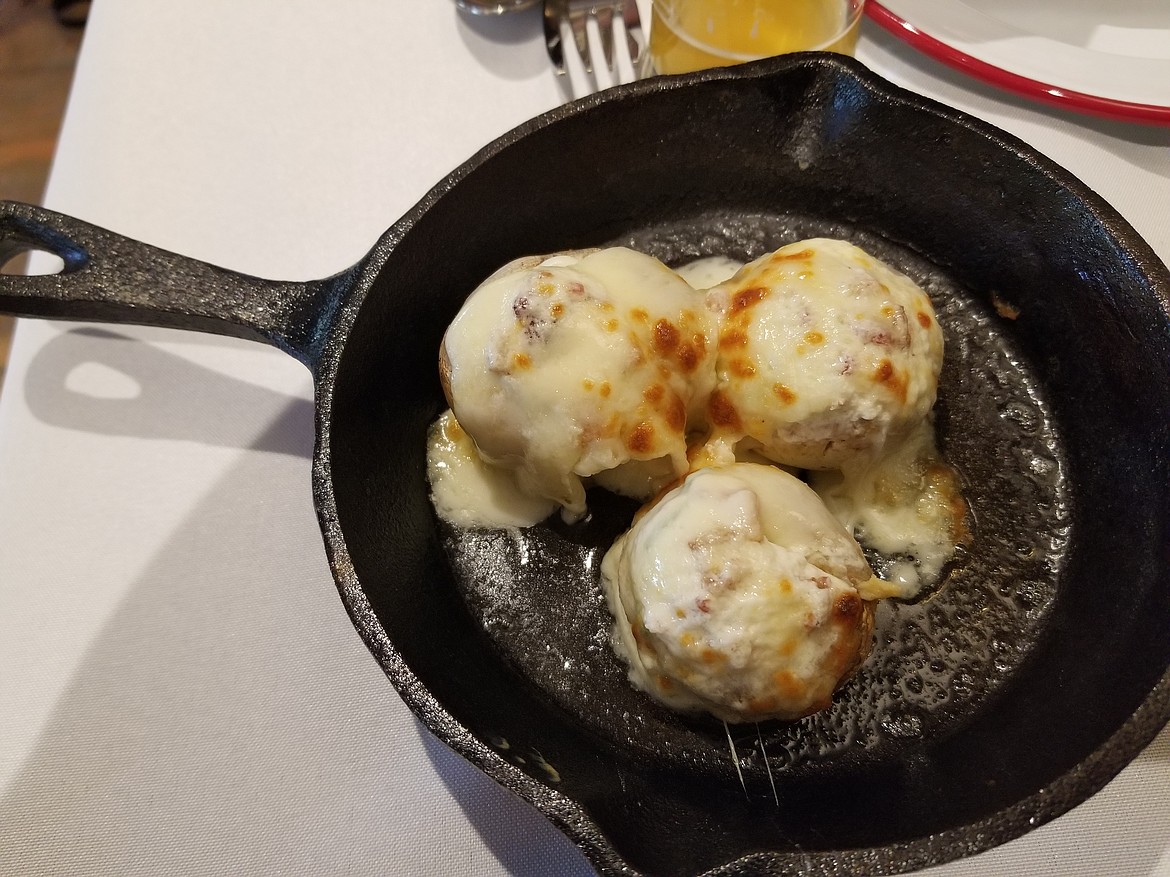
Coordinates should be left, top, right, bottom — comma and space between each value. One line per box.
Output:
601, 464, 880, 723
442, 247, 716, 521
704, 238, 944, 470
675, 255, 743, 290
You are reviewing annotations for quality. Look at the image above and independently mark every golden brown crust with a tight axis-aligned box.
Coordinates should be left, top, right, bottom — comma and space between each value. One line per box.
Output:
438, 337, 454, 410
841, 598, 877, 684
779, 597, 875, 723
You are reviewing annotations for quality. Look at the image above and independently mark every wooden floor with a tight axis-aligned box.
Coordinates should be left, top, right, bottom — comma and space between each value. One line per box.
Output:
0, 0, 83, 389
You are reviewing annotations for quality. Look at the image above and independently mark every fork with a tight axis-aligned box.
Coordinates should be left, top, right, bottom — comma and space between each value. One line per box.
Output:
543, 0, 645, 99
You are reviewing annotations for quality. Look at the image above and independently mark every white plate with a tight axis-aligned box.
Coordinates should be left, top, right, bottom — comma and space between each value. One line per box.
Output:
868, 0, 1170, 124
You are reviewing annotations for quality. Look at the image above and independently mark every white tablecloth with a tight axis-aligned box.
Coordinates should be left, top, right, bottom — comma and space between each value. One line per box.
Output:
1, 2, 1167, 874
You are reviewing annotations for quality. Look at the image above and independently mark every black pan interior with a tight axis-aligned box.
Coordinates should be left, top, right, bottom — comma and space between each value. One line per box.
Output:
324, 57, 1170, 876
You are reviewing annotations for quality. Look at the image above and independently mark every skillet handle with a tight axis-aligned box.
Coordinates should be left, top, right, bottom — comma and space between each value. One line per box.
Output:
0, 200, 353, 368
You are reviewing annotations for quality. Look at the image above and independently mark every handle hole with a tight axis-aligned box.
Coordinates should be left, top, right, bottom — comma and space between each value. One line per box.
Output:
0, 246, 67, 277
65, 362, 143, 400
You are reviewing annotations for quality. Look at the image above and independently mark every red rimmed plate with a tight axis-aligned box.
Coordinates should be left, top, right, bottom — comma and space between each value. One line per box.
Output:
867, 0, 1170, 125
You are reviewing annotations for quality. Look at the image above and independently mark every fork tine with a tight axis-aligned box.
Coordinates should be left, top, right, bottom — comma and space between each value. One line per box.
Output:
542, 0, 566, 75
546, 0, 641, 99
621, 0, 644, 70
593, 5, 615, 70
558, 16, 593, 98
611, 10, 636, 84
585, 13, 616, 92
569, 5, 591, 74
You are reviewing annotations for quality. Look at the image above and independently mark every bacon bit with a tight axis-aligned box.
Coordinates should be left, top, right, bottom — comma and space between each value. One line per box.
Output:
643, 384, 665, 404
833, 592, 862, 620
599, 381, 612, 398
630, 307, 649, 323
566, 281, 585, 296
728, 286, 768, 316
603, 318, 619, 332
626, 421, 655, 454
513, 297, 542, 338
511, 352, 532, 370
652, 318, 680, 355
708, 390, 742, 430
729, 358, 757, 378
772, 383, 797, 405
812, 575, 831, 590
719, 329, 748, 350
695, 597, 711, 613
916, 310, 933, 328
803, 330, 825, 345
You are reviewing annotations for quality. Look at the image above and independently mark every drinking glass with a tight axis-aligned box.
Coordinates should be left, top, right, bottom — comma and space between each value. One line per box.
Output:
647, 0, 865, 76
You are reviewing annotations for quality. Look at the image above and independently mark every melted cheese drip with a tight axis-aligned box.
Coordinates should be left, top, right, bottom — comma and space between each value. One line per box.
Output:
811, 419, 967, 598
426, 410, 556, 528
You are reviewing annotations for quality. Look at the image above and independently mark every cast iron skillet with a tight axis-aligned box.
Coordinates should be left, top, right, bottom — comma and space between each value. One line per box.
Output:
1, 54, 1169, 877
